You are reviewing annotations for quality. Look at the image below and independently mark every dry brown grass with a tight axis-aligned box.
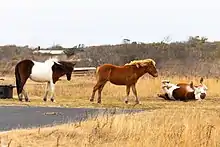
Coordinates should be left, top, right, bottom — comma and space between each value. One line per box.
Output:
1, 108, 220, 147
0, 75, 220, 146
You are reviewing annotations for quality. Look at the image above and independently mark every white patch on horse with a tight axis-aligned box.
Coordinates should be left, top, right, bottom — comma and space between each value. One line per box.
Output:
185, 85, 194, 92
161, 81, 179, 100
167, 85, 180, 100
29, 59, 57, 82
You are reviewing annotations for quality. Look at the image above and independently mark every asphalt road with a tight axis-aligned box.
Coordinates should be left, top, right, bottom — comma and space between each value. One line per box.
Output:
0, 106, 144, 131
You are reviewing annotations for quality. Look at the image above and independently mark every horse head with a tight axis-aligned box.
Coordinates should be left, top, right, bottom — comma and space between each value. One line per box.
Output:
125, 59, 158, 77
52, 60, 76, 81
60, 61, 76, 81
190, 78, 208, 100
140, 59, 158, 77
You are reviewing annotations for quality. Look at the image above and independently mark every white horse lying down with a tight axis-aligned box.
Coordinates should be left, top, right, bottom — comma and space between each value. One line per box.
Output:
158, 78, 208, 101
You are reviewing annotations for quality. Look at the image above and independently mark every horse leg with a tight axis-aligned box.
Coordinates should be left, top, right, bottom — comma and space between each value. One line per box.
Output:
15, 69, 30, 102
90, 80, 105, 102
18, 78, 29, 102
50, 82, 56, 102
131, 84, 140, 104
43, 82, 50, 102
97, 81, 107, 104
124, 85, 131, 104
22, 89, 30, 102
157, 93, 169, 100
18, 93, 23, 101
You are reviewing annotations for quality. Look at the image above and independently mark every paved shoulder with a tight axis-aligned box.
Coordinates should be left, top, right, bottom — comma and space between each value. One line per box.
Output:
0, 106, 143, 131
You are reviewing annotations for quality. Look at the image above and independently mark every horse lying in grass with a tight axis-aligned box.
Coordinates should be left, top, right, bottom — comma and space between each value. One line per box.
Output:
157, 78, 208, 101
89, 59, 158, 104
15, 58, 76, 102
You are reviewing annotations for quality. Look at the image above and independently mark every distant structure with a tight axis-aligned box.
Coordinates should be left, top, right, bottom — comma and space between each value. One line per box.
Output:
33, 44, 85, 57
123, 38, 131, 44
33, 46, 65, 55
33, 50, 65, 55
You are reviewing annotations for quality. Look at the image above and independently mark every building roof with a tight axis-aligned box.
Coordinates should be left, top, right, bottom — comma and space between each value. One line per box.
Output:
33, 50, 64, 55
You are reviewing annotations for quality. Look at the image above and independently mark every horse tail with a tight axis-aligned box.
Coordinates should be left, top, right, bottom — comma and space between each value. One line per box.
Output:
96, 66, 100, 73
95, 66, 100, 79
15, 63, 22, 96
95, 65, 112, 81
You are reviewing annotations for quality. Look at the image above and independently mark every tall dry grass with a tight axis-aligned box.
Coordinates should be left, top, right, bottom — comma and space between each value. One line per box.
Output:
0, 108, 220, 147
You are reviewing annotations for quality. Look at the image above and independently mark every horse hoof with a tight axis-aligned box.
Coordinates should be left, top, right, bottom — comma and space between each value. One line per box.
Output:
135, 101, 140, 105
97, 101, 101, 104
19, 99, 23, 102
25, 99, 30, 102
125, 100, 128, 104
51, 99, 56, 102
43, 98, 47, 102
89, 98, 94, 102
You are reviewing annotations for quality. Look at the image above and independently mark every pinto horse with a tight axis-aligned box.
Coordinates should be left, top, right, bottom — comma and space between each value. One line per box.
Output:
15, 58, 76, 102
89, 59, 158, 104
158, 78, 208, 101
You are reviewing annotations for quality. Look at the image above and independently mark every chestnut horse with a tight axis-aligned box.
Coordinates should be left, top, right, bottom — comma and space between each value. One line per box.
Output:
15, 58, 76, 102
89, 59, 158, 104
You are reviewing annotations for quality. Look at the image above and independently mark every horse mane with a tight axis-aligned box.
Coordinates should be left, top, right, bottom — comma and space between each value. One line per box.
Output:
58, 60, 76, 68
125, 59, 156, 68
45, 57, 60, 64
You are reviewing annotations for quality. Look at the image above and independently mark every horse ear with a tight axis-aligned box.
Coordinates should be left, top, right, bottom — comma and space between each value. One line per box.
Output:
72, 62, 76, 67
190, 81, 195, 90
200, 77, 204, 84
52, 62, 65, 71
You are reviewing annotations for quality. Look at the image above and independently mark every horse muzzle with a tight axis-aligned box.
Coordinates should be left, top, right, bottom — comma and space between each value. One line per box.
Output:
153, 73, 158, 77
200, 93, 206, 99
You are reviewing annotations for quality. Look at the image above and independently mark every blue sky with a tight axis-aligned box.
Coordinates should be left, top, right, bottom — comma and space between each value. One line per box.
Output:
0, 0, 219, 48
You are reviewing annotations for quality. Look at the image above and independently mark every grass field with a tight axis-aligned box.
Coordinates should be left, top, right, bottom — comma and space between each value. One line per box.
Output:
0, 75, 220, 147
0, 75, 219, 109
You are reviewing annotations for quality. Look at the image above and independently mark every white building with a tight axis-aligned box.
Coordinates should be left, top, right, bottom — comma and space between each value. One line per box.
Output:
33, 50, 64, 55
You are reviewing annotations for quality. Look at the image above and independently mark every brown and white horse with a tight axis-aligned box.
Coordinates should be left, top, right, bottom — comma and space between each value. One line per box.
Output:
158, 78, 208, 101
15, 58, 76, 102
89, 59, 158, 104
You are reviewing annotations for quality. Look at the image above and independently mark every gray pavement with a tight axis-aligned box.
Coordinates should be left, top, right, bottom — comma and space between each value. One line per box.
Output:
0, 106, 144, 131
